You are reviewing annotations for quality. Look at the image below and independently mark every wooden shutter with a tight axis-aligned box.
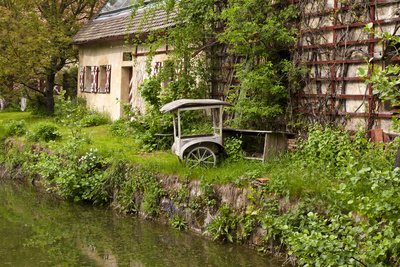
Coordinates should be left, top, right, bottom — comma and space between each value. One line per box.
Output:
91, 66, 99, 93
79, 67, 85, 92
105, 65, 111, 93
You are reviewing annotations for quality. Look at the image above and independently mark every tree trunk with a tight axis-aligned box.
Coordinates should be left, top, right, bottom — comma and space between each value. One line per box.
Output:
44, 73, 55, 113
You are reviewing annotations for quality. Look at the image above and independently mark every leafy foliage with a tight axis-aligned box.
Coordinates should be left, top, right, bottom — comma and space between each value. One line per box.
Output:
0, 0, 106, 113
359, 23, 400, 132
54, 92, 89, 137
170, 214, 188, 230
35, 142, 108, 203
5, 119, 27, 137
28, 122, 62, 142
79, 112, 110, 128
126, 0, 299, 151
224, 137, 244, 162
204, 205, 238, 242
219, 1, 298, 128
109, 118, 135, 137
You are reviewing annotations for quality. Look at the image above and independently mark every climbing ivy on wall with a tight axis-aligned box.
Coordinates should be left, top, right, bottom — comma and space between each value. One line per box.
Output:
219, 0, 298, 129
359, 23, 400, 132
127, 0, 299, 130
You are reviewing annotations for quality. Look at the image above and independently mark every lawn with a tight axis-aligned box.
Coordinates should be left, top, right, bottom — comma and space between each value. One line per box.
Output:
0, 111, 273, 185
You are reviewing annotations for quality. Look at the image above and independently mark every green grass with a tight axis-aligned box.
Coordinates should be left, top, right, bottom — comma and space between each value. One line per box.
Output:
0, 111, 54, 126
0, 111, 277, 185
0, 111, 396, 201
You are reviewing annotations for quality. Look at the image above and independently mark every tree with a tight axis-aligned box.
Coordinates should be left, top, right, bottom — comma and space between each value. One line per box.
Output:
130, 0, 299, 130
218, 0, 298, 129
0, 0, 106, 113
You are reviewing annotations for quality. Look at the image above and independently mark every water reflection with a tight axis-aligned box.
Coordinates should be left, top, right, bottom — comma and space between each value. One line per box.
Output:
0, 181, 282, 266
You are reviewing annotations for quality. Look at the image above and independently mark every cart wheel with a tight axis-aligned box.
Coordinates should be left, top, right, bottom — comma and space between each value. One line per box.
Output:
186, 146, 216, 168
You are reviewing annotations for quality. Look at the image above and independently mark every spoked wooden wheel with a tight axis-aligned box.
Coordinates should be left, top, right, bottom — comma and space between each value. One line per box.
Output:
186, 146, 216, 168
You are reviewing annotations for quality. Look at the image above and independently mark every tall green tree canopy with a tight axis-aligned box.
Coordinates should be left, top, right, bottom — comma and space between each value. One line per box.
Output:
0, 0, 106, 113
130, 0, 298, 130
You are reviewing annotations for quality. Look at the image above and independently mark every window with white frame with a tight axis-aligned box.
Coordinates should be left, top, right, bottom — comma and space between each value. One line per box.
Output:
80, 65, 111, 93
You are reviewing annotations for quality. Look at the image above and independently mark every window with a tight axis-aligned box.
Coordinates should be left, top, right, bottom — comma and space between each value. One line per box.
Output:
84, 66, 92, 92
80, 65, 111, 94
90, 66, 99, 93
98, 65, 112, 93
123, 52, 133, 61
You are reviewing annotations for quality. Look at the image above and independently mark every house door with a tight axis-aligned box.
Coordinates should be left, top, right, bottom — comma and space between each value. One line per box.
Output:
121, 66, 133, 107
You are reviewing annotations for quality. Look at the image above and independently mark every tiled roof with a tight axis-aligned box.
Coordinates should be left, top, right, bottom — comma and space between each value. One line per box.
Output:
72, 7, 175, 44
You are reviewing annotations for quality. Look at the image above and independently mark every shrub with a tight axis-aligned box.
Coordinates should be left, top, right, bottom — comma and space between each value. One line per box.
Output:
118, 101, 172, 151
80, 112, 110, 127
54, 93, 88, 138
109, 119, 134, 137
27, 95, 51, 117
28, 122, 62, 142
2, 103, 22, 113
0, 120, 5, 138
170, 215, 188, 230
54, 95, 87, 119
5, 119, 27, 136
37, 141, 109, 203
224, 137, 244, 162
204, 205, 238, 242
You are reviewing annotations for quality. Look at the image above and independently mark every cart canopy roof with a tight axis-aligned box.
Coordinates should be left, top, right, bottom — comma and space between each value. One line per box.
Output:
160, 99, 233, 113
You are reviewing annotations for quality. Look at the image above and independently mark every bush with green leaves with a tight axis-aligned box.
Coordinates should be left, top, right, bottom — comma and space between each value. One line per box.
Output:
0, 120, 5, 138
54, 92, 88, 137
241, 125, 400, 265
170, 214, 188, 230
297, 124, 361, 168
286, 211, 400, 266
3, 103, 22, 113
264, 125, 394, 198
112, 164, 165, 215
80, 112, 110, 127
204, 205, 238, 242
118, 101, 172, 151
34, 140, 109, 203
109, 118, 134, 137
28, 122, 62, 142
5, 119, 27, 137
224, 137, 244, 162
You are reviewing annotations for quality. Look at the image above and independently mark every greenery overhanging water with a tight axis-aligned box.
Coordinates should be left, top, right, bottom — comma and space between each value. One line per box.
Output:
0, 180, 281, 266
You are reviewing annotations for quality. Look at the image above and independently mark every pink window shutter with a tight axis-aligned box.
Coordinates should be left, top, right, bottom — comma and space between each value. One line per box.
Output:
79, 67, 85, 92
105, 65, 111, 93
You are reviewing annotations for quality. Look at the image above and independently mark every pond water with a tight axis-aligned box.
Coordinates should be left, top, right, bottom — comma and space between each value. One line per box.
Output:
0, 181, 283, 266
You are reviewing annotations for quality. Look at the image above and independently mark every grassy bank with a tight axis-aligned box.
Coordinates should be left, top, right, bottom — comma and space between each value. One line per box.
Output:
1, 107, 400, 265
